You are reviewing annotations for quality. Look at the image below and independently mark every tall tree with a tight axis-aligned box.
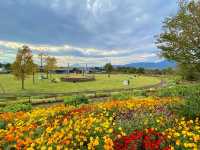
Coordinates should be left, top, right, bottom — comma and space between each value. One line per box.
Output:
156, 1, 200, 70
104, 63, 113, 77
44, 56, 57, 79
12, 45, 34, 89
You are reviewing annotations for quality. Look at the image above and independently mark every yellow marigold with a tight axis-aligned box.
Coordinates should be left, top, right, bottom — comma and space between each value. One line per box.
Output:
193, 135, 199, 142
87, 137, 99, 150
174, 132, 180, 137
169, 146, 174, 150
108, 128, 113, 133
41, 146, 46, 150
189, 120, 193, 124
176, 140, 180, 146
27, 148, 34, 150
103, 136, 114, 150
48, 147, 53, 150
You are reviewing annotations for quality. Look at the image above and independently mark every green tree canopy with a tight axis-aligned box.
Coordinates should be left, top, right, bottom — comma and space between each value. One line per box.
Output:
104, 63, 113, 73
156, 1, 200, 65
104, 63, 113, 77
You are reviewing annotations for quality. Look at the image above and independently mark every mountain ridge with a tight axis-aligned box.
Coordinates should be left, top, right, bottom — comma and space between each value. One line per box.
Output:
121, 60, 176, 69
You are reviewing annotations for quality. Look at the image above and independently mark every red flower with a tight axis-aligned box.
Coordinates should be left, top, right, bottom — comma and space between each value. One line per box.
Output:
114, 129, 170, 150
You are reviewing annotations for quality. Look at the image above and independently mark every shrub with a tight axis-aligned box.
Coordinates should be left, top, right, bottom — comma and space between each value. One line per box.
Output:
158, 84, 200, 119
2, 103, 32, 112
157, 84, 200, 97
112, 90, 149, 100
111, 93, 131, 100
64, 95, 89, 106
47, 99, 54, 103
133, 90, 148, 97
0, 120, 6, 129
178, 63, 200, 81
177, 95, 200, 119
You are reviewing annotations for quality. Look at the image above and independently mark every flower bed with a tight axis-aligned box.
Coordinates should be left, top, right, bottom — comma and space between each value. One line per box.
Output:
60, 76, 95, 83
0, 98, 199, 149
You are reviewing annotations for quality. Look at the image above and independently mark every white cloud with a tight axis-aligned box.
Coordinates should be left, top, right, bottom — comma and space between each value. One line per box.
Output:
0, 39, 158, 65
0, 49, 3, 55
0, 0, 178, 65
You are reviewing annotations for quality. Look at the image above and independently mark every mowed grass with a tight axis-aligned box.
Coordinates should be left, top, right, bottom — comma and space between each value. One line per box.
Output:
0, 74, 160, 94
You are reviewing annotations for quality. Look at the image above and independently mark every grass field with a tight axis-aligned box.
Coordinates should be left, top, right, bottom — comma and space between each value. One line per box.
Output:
0, 74, 160, 94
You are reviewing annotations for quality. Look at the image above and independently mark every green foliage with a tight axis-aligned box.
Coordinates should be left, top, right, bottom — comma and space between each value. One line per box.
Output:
137, 67, 145, 74
179, 95, 200, 119
162, 67, 174, 75
0, 63, 11, 71
47, 99, 54, 103
111, 89, 156, 100
157, 1, 200, 80
32, 127, 44, 138
178, 63, 200, 81
133, 90, 147, 97
158, 84, 200, 119
157, 1, 200, 64
157, 84, 200, 97
111, 91, 149, 100
64, 95, 89, 106
111, 93, 132, 100
1, 103, 32, 112
104, 63, 113, 76
0, 120, 6, 129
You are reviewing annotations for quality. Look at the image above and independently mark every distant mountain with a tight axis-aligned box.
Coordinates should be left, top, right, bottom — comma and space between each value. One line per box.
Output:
70, 64, 83, 68
123, 60, 176, 69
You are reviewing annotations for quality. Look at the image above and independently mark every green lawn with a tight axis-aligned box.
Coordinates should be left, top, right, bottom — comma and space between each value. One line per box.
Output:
0, 74, 160, 94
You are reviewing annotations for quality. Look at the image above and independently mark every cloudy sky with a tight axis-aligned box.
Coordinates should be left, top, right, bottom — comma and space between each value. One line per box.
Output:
0, 0, 178, 66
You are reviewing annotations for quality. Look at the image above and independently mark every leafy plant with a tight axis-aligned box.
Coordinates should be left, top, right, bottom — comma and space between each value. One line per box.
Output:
111, 93, 131, 100
157, 84, 200, 97
64, 95, 89, 106
0, 120, 6, 129
2, 103, 32, 112
177, 95, 200, 119
133, 90, 148, 97
159, 84, 200, 119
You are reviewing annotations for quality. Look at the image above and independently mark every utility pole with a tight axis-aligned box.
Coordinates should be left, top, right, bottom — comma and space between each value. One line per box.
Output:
39, 52, 47, 73
67, 63, 70, 75
85, 64, 88, 74
82, 64, 84, 76
39, 53, 44, 73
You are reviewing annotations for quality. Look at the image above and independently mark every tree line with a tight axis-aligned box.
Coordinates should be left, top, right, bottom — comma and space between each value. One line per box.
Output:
103, 63, 175, 76
0, 63, 11, 71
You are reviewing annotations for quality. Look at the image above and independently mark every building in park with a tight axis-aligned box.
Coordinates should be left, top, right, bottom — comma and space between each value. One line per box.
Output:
53, 67, 104, 74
